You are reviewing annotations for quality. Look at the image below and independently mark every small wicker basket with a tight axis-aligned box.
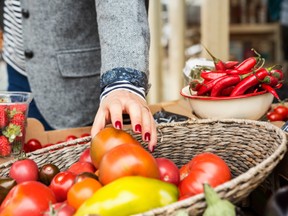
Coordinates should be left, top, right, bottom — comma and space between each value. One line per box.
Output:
0, 119, 287, 216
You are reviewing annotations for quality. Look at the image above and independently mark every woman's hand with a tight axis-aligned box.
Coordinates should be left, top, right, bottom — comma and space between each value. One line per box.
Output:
91, 90, 157, 152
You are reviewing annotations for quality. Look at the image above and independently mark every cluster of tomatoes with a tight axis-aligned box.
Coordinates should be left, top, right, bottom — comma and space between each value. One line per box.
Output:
0, 127, 232, 215
23, 133, 91, 153
266, 105, 288, 122
0, 148, 98, 215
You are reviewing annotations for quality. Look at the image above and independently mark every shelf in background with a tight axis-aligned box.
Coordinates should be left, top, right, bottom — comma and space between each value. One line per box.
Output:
229, 23, 282, 64
230, 23, 280, 35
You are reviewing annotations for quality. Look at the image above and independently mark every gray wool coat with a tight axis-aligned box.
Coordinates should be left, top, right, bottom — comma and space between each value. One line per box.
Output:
19, 0, 150, 129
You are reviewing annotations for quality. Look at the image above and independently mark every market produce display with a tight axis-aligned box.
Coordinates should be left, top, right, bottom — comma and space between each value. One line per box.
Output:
0, 118, 286, 215
0, 126, 234, 216
189, 48, 283, 100
23, 133, 91, 154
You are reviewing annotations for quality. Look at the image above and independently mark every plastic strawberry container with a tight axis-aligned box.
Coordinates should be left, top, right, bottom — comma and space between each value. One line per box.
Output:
0, 91, 33, 157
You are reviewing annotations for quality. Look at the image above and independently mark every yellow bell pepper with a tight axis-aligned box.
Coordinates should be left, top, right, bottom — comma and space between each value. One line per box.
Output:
74, 176, 179, 216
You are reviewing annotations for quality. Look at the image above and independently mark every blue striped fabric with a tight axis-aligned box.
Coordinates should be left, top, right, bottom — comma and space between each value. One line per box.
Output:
100, 80, 146, 102
2, 0, 26, 75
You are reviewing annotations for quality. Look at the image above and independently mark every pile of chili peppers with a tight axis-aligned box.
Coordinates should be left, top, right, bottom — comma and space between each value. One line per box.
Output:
189, 48, 284, 101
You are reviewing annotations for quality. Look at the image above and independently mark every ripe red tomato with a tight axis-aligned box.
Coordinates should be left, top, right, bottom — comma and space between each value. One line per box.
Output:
98, 143, 160, 185
267, 111, 283, 122
74, 172, 99, 183
9, 159, 39, 183
178, 152, 231, 198
0, 181, 56, 216
90, 127, 141, 169
66, 135, 78, 142
79, 148, 93, 164
68, 161, 96, 175
39, 163, 61, 186
49, 171, 76, 202
273, 105, 288, 121
155, 157, 180, 186
43, 143, 54, 148
179, 163, 190, 181
43, 201, 75, 216
80, 133, 90, 138
24, 139, 42, 153
79, 133, 91, 144
67, 178, 102, 210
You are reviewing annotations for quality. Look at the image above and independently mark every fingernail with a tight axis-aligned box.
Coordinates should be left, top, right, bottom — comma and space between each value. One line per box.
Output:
115, 121, 122, 130
135, 124, 142, 133
144, 132, 151, 142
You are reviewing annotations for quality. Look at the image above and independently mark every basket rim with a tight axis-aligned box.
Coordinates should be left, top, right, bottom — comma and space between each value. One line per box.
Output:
0, 136, 92, 169
136, 118, 288, 215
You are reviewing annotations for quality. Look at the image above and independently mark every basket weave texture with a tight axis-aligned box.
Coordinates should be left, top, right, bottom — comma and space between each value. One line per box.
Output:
0, 119, 287, 216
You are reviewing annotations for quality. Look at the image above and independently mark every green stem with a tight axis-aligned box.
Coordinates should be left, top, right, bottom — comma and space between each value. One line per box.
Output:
251, 48, 261, 59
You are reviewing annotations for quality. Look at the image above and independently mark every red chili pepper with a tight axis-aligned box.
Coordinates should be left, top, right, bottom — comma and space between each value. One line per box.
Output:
234, 57, 258, 71
234, 48, 263, 72
225, 69, 251, 75
197, 75, 229, 96
221, 86, 235, 96
200, 71, 227, 81
261, 83, 281, 102
189, 79, 203, 91
210, 73, 251, 97
229, 67, 272, 97
203, 47, 226, 70
245, 86, 260, 94
262, 75, 279, 87
203, 79, 210, 84
224, 61, 239, 69
271, 69, 284, 81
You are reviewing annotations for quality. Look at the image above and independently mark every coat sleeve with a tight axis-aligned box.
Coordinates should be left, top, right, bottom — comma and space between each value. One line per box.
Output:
96, 0, 150, 94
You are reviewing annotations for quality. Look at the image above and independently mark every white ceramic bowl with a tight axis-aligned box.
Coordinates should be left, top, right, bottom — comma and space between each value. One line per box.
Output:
180, 85, 274, 120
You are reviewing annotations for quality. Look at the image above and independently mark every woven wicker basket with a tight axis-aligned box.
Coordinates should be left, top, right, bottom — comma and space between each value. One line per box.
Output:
0, 119, 287, 216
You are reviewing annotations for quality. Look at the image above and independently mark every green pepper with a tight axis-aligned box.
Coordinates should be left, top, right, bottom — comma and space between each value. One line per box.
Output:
203, 183, 236, 216
75, 176, 179, 216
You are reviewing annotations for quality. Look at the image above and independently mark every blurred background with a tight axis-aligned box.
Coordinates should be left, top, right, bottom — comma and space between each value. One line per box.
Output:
0, 0, 286, 104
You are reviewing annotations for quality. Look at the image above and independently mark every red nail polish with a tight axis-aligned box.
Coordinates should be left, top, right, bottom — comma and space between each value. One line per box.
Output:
135, 124, 142, 133
115, 121, 122, 130
149, 145, 155, 153
144, 132, 151, 142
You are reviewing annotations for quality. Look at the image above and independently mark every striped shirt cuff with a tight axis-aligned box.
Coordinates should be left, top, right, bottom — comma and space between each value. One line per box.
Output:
100, 67, 149, 95
100, 81, 146, 102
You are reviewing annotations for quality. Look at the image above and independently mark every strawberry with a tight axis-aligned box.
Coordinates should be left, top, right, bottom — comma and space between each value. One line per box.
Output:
9, 104, 28, 114
11, 112, 25, 123
0, 135, 11, 157
0, 106, 8, 129
2, 123, 22, 143
10, 113, 26, 132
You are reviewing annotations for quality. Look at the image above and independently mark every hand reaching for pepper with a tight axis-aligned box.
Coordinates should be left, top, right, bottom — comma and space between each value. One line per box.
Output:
91, 89, 157, 152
